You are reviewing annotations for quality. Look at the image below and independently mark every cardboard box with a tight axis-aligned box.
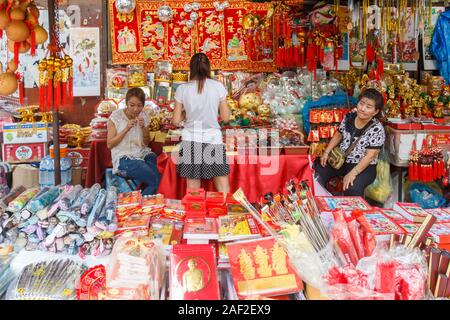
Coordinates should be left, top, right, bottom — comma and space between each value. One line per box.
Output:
12, 164, 39, 189
68, 147, 90, 169
2, 143, 48, 163
72, 167, 87, 186
3, 122, 51, 144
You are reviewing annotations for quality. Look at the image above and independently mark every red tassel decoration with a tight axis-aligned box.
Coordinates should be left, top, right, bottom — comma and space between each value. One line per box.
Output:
61, 81, 67, 107
414, 162, 419, 180
408, 162, 414, 181
30, 30, 36, 56
14, 42, 20, 68
47, 78, 53, 109
293, 46, 299, 66
366, 41, 375, 63
0, 30, 2, 39
68, 77, 73, 107
39, 85, 45, 111
377, 58, 384, 77
55, 82, 61, 110
16, 73, 24, 105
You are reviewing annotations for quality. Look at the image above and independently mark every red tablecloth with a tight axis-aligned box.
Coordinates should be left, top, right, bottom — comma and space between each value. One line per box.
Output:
85, 140, 164, 187
157, 153, 313, 203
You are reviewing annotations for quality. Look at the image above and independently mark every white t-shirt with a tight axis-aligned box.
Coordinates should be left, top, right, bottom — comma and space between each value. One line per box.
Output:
174, 79, 227, 145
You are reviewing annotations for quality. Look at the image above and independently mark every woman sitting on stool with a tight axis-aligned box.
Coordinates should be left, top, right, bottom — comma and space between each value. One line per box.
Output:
107, 87, 160, 195
314, 88, 386, 197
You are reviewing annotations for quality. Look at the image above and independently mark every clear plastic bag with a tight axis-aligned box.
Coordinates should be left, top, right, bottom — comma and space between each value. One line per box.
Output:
278, 224, 341, 290
365, 150, 393, 203
104, 233, 165, 300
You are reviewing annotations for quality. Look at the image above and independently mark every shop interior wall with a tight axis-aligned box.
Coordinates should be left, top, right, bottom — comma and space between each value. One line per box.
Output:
25, 0, 107, 127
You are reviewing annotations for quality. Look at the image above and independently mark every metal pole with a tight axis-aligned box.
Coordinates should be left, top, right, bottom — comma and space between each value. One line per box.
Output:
48, 0, 61, 185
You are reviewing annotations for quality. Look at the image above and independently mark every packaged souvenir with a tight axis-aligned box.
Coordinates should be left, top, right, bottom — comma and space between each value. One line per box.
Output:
169, 244, 220, 300
127, 64, 146, 88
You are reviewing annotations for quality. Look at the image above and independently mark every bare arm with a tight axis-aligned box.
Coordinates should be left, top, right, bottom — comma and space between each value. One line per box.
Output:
107, 119, 133, 149
219, 99, 230, 123
351, 149, 380, 176
172, 101, 185, 126
343, 149, 381, 191
324, 131, 343, 154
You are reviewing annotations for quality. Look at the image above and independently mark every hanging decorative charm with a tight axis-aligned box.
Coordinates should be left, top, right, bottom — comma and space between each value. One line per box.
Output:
115, 0, 136, 14
0, 0, 47, 100
157, 5, 173, 22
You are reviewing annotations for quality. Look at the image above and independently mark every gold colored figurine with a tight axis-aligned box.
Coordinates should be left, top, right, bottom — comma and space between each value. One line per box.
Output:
434, 102, 444, 118
182, 259, 204, 293
253, 246, 272, 278
271, 243, 288, 275
238, 249, 256, 280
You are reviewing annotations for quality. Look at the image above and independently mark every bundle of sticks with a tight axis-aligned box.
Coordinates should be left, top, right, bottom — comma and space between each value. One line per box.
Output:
233, 179, 330, 253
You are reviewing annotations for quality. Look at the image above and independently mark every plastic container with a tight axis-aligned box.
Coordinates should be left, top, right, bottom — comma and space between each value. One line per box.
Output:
39, 155, 52, 187
45, 145, 72, 186
90, 118, 108, 130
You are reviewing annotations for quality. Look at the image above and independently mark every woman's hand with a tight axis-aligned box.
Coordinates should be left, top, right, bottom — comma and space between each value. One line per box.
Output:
343, 171, 357, 191
126, 119, 137, 131
138, 117, 146, 129
320, 152, 329, 167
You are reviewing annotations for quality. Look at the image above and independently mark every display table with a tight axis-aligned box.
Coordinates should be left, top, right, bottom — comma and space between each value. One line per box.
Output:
157, 152, 314, 203
85, 140, 164, 187
385, 125, 450, 202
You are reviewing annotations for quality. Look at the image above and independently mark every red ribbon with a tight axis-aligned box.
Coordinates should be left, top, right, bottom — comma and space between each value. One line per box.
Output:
39, 85, 46, 111
30, 30, 36, 56
47, 78, 53, 109
13, 42, 20, 69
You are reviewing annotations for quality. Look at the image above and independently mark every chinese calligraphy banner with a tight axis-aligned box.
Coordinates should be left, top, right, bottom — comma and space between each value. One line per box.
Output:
109, 0, 292, 71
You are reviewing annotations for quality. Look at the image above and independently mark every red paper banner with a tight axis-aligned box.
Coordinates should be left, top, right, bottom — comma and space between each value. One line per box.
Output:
109, 0, 294, 71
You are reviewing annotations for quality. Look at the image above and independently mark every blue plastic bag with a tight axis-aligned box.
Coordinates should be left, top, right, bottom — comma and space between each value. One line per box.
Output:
409, 183, 446, 209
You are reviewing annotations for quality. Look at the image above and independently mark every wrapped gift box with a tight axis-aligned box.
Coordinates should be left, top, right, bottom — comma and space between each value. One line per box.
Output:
68, 147, 90, 169
3, 122, 51, 144
2, 143, 48, 163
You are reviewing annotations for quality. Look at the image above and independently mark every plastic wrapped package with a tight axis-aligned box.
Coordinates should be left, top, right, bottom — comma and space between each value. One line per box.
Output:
27, 187, 61, 213
90, 118, 108, 131
99, 187, 118, 223
59, 185, 83, 211
81, 184, 102, 216
278, 224, 341, 290
331, 210, 359, 266
7, 188, 40, 212
0, 254, 16, 297
365, 151, 393, 203
6, 259, 85, 300
91, 130, 108, 141
0, 186, 26, 212
104, 234, 165, 300
87, 189, 107, 227
323, 245, 429, 300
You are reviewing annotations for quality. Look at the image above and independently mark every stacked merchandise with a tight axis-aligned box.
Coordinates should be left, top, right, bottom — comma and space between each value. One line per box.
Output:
103, 233, 165, 300
0, 254, 15, 297
89, 100, 118, 141
7, 259, 85, 300
0, 184, 118, 257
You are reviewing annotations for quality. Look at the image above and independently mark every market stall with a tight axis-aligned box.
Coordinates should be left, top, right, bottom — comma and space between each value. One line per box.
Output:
0, 0, 450, 302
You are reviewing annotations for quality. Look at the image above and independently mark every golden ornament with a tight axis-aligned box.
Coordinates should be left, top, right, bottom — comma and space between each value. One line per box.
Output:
0, 9, 10, 29
10, 8, 26, 21
6, 20, 30, 42
7, 40, 30, 53
0, 71, 19, 95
